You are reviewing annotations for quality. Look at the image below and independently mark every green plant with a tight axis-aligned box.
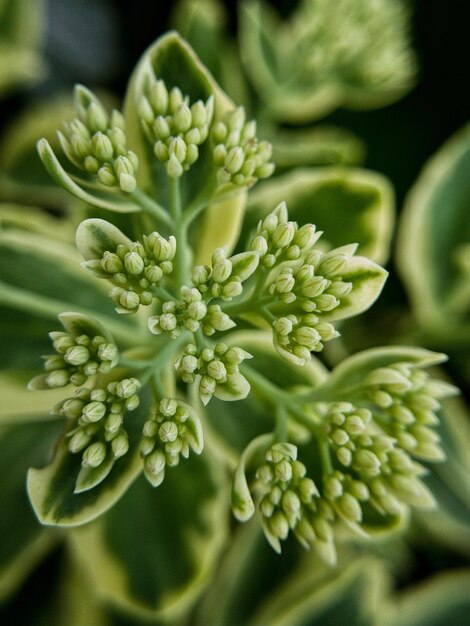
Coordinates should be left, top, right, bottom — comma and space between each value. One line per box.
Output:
1, 3, 470, 625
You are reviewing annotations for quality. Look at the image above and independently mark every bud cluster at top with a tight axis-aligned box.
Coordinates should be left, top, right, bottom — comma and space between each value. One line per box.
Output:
175, 342, 252, 405
139, 73, 214, 178
212, 107, 275, 191
84, 231, 176, 314
33, 330, 119, 390
59, 87, 138, 193
55, 377, 141, 474
140, 398, 203, 487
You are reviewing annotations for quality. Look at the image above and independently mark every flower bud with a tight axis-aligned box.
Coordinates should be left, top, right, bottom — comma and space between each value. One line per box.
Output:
82, 441, 107, 467
124, 251, 144, 275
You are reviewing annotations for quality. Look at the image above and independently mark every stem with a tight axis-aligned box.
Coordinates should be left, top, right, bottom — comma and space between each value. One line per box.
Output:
130, 188, 172, 228
222, 294, 275, 317
0, 280, 141, 346
274, 406, 288, 441
243, 365, 290, 404
138, 331, 191, 386
319, 438, 333, 476
182, 197, 209, 227
169, 177, 189, 288
152, 285, 176, 301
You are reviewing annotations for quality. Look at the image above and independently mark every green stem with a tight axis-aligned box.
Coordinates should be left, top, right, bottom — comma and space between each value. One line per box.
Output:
319, 438, 333, 476
138, 331, 191, 386
243, 365, 290, 404
222, 294, 275, 317
182, 197, 209, 227
169, 177, 189, 288
130, 188, 172, 228
152, 285, 176, 301
274, 406, 288, 441
0, 280, 141, 346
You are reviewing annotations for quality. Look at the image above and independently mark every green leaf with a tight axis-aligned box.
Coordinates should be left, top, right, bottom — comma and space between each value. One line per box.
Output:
68, 456, 228, 621
75, 218, 132, 261
318, 346, 448, 399
245, 167, 395, 264
0, 370, 66, 424
214, 371, 251, 403
0, 203, 74, 242
272, 126, 366, 168
250, 556, 386, 626
37, 139, 141, 214
397, 122, 470, 332
0, 419, 63, 602
383, 569, 470, 626
0, 98, 76, 206
27, 388, 152, 526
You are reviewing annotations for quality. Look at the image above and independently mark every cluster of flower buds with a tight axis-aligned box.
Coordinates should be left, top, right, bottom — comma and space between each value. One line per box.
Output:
139, 73, 214, 178
250, 443, 337, 562
175, 342, 252, 405
322, 470, 370, 532
191, 247, 259, 301
54, 378, 141, 483
363, 364, 454, 462
273, 313, 339, 366
249, 203, 360, 365
58, 86, 138, 193
148, 286, 235, 337
250, 202, 322, 268
140, 398, 203, 487
323, 401, 435, 517
30, 329, 119, 390
84, 231, 176, 314
212, 106, 275, 192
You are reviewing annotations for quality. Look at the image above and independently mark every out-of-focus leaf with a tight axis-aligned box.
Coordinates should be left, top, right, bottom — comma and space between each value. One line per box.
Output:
273, 126, 366, 169
239, 0, 416, 123
413, 393, 470, 556
68, 455, 229, 622
0, 0, 47, 96
250, 556, 387, 626
245, 167, 395, 264
0, 419, 62, 602
0, 370, 67, 424
383, 570, 470, 626
27, 388, 152, 526
0, 97, 76, 206
397, 122, 470, 339
0, 203, 74, 242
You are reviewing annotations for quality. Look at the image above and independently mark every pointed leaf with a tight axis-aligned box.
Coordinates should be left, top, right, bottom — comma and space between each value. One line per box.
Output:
214, 372, 251, 402
75, 217, 132, 261
37, 139, 141, 214
27, 388, 152, 526
68, 456, 228, 621
245, 167, 395, 264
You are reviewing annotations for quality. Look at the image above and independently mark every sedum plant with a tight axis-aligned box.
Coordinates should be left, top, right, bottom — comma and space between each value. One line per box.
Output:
1, 22, 468, 626
19, 33, 455, 560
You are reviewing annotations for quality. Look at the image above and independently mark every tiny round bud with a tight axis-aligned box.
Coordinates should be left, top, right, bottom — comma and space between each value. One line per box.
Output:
82, 441, 107, 467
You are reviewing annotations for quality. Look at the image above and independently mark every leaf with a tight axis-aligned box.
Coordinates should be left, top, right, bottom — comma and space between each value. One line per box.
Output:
272, 126, 366, 169
68, 455, 228, 621
214, 372, 251, 402
27, 388, 152, 526
244, 167, 395, 264
321, 346, 447, 398
397, 122, 470, 332
0, 419, 63, 602
75, 217, 132, 261
322, 255, 388, 322
383, 570, 470, 626
0, 202, 74, 242
250, 556, 387, 626
0, 97, 76, 206
37, 139, 141, 214
0, 370, 66, 424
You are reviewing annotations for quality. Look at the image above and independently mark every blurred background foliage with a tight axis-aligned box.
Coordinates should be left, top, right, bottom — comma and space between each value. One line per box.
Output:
1, 0, 469, 624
